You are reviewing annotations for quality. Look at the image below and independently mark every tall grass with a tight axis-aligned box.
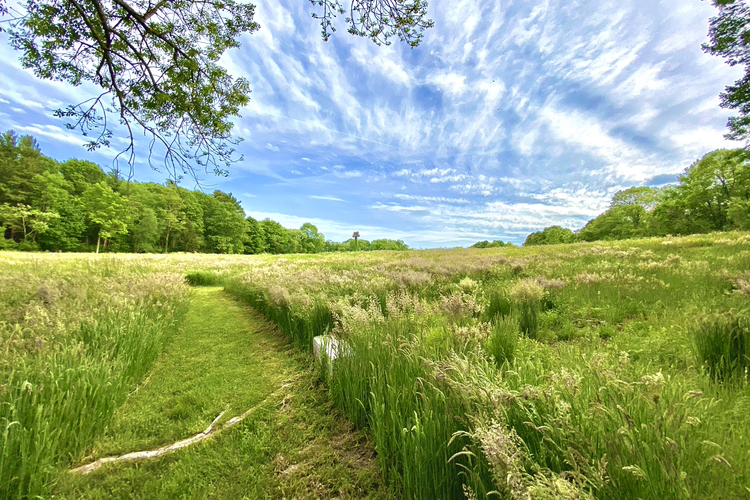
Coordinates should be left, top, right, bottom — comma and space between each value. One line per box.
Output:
694, 312, 749, 383
222, 232, 750, 499
484, 315, 519, 366
185, 270, 226, 286
0, 262, 189, 499
5, 233, 750, 500
223, 279, 333, 351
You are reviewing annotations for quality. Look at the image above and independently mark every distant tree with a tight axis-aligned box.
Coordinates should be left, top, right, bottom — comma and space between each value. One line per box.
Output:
0, 203, 59, 243
261, 219, 293, 254
203, 191, 246, 254
471, 240, 510, 248
81, 181, 129, 253
323, 239, 341, 252
0, 131, 57, 205
579, 205, 649, 241
176, 189, 206, 252
299, 223, 325, 253
158, 187, 186, 253
245, 216, 266, 254
342, 237, 369, 251
677, 149, 748, 231
30, 170, 87, 250
370, 238, 409, 250
59, 159, 107, 195
728, 197, 750, 228
130, 206, 159, 252
524, 226, 576, 246
611, 186, 662, 211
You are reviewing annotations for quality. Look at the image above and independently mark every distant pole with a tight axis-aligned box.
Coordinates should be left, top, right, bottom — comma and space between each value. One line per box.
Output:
353, 231, 360, 251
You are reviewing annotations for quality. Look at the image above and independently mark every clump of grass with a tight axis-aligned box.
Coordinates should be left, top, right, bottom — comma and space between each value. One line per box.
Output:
694, 312, 749, 383
185, 270, 226, 286
484, 288, 512, 321
509, 279, 545, 338
484, 316, 519, 366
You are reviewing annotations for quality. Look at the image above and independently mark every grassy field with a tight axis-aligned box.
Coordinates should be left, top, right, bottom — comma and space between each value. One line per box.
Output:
0, 256, 190, 498
2, 231, 750, 499
0, 256, 392, 499
55, 287, 391, 500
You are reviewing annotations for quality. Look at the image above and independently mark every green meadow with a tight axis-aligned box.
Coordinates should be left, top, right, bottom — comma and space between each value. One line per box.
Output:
2, 231, 750, 499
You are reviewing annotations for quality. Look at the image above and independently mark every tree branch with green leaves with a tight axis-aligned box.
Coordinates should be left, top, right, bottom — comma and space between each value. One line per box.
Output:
1, 0, 434, 180
704, 0, 750, 143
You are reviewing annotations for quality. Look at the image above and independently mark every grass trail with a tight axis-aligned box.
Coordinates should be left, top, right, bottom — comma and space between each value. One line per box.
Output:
56, 287, 393, 499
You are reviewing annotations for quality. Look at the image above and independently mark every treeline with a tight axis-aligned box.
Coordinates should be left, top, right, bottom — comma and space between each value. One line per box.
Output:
0, 131, 409, 254
470, 240, 516, 248
523, 148, 750, 246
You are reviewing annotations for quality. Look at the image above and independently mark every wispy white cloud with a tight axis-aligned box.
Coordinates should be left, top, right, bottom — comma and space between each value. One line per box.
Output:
0, 0, 742, 246
310, 195, 347, 202
334, 169, 363, 178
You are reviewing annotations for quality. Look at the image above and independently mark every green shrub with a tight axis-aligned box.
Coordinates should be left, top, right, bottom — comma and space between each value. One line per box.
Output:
0, 238, 18, 250
694, 312, 749, 383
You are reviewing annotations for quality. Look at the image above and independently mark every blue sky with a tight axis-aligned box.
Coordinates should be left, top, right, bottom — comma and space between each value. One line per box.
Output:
0, 0, 744, 247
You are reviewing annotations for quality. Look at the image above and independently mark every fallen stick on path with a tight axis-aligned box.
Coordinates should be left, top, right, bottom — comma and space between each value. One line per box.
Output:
71, 386, 288, 475
71, 411, 225, 474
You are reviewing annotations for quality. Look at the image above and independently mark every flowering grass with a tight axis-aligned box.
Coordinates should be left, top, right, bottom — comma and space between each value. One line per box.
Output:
0, 255, 189, 499
215, 232, 750, 499
3, 231, 750, 499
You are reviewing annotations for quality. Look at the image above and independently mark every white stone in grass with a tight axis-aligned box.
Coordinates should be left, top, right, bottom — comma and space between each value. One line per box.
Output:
312, 335, 351, 361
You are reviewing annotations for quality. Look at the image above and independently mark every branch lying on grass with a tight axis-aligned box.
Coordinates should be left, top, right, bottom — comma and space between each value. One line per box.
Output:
71, 411, 225, 474
71, 387, 286, 475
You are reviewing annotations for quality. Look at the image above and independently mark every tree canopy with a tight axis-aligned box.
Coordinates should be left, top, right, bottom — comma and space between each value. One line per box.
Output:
0, 130, 411, 254
524, 148, 750, 246
523, 226, 576, 246
1, 0, 434, 178
704, 0, 750, 142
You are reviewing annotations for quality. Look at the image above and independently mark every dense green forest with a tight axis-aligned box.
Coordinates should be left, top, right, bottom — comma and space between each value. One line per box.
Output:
0, 131, 408, 254
522, 148, 750, 246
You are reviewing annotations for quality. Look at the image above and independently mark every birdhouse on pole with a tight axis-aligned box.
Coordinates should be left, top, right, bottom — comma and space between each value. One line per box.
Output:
353, 231, 360, 251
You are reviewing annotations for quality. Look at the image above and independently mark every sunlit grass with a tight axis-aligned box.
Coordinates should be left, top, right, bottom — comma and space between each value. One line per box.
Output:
4, 231, 750, 499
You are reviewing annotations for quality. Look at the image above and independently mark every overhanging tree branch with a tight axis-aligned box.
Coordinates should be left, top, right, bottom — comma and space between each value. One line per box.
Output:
2, 0, 433, 180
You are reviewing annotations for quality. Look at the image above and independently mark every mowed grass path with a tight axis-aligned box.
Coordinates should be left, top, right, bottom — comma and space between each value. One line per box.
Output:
56, 287, 393, 499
